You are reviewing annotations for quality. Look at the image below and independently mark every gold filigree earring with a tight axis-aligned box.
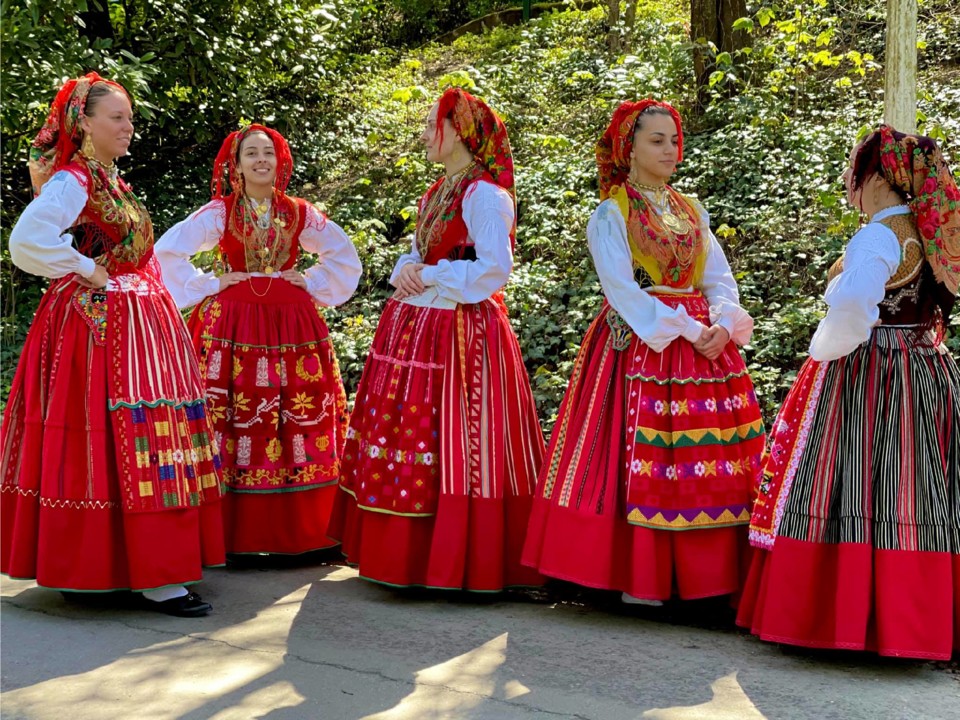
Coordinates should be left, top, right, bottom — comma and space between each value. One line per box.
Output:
81, 132, 96, 159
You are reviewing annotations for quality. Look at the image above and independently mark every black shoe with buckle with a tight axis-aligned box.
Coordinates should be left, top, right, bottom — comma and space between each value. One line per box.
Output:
142, 591, 212, 617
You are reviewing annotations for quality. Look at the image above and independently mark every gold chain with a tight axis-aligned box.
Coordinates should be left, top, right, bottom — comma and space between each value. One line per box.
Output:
627, 180, 697, 273
416, 161, 477, 256
243, 195, 283, 298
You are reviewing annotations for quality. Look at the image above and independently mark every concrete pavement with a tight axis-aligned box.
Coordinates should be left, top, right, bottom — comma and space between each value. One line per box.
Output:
1, 559, 958, 719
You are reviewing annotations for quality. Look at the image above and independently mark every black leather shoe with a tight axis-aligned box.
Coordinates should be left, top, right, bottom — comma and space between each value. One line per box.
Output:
142, 592, 212, 617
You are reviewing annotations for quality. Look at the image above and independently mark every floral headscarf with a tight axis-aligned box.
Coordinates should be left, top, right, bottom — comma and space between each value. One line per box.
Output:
28, 72, 128, 195
435, 88, 515, 201
211, 123, 294, 199
595, 99, 684, 199
876, 124, 960, 295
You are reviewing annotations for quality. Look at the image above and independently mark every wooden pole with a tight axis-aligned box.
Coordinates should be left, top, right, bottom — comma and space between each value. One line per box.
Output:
884, 0, 917, 133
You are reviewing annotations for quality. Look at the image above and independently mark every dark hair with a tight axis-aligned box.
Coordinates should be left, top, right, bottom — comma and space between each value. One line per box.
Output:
84, 81, 128, 117
850, 131, 882, 193
850, 130, 908, 201
633, 105, 674, 135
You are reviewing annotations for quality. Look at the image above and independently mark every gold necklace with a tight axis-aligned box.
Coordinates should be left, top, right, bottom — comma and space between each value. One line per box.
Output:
628, 179, 692, 235
416, 161, 476, 255
241, 197, 286, 298
82, 151, 142, 225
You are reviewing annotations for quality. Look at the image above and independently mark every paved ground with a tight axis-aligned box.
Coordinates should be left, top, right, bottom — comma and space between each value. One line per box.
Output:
2, 556, 958, 720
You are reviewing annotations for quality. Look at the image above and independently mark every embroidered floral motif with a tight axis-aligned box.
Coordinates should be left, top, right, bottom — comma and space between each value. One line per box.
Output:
265, 437, 283, 463
292, 434, 307, 463
255, 356, 270, 387
208, 349, 222, 380
237, 436, 252, 466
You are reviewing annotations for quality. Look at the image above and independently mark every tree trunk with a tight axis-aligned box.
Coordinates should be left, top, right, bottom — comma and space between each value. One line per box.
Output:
691, 0, 749, 111
607, 0, 621, 54
623, 0, 639, 52
884, 0, 917, 132
78, 4, 114, 44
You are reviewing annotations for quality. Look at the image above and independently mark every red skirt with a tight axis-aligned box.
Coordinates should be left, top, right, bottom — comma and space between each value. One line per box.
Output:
1, 271, 224, 591
523, 295, 764, 600
189, 278, 347, 554
737, 328, 960, 659
329, 297, 545, 590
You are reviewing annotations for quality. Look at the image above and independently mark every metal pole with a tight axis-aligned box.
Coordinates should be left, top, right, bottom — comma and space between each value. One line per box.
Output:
523, 0, 532, 22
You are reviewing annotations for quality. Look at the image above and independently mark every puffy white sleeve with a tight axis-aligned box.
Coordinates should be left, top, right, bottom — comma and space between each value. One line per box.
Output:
808, 223, 901, 362
154, 201, 225, 309
9, 170, 97, 279
695, 204, 754, 346
588, 200, 706, 352
299, 205, 362, 306
417, 181, 514, 304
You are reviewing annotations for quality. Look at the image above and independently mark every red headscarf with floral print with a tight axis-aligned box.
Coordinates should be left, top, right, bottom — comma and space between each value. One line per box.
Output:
876, 124, 960, 295
416, 88, 516, 257
435, 87, 515, 200
28, 72, 129, 195
595, 99, 684, 199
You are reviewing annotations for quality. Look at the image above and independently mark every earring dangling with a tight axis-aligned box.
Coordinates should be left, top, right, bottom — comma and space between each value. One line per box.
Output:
81, 132, 96, 159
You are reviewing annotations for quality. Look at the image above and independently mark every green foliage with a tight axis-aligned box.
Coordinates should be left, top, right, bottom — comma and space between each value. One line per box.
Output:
2, 0, 959, 433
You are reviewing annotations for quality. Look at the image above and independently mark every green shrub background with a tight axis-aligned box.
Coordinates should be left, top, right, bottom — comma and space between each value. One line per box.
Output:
2, 0, 958, 434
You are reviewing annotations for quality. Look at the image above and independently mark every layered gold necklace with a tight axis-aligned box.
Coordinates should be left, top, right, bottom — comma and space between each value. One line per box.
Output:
416, 161, 478, 256
244, 196, 284, 275
628, 179, 693, 235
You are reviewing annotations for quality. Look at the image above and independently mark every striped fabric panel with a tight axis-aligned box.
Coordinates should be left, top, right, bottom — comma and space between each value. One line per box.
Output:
777, 327, 960, 553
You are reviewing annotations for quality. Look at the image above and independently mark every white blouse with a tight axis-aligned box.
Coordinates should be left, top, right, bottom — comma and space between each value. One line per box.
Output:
8, 171, 98, 280
390, 180, 514, 305
155, 199, 362, 309
808, 205, 906, 362
586, 196, 754, 353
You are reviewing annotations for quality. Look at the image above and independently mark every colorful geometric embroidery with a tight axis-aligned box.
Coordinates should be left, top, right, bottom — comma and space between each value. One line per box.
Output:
111, 398, 221, 511
634, 418, 764, 448
71, 288, 108, 346
626, 505, 751, 530
225, 462, 339, 492
748, 359, 828, 549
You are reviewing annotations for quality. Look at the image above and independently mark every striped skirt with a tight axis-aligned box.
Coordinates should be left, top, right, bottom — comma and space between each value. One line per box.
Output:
2, 264, 224, 591
737, 326, 960, 659
522, 294, 764, 601
329, 296, 546, 591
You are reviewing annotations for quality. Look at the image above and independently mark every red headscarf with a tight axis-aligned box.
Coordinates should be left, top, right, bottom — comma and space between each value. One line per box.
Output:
210, 124, 301, 260
595, 99, 684, 199
28, 72, 128, 195
435, 88, 515, 201
211, 123, 294, 199
875, 124, 960, 295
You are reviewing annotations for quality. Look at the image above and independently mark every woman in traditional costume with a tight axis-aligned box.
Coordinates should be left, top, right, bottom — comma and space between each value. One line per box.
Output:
522, 100, 764, 605
737, 125, 960, 660
1, 73, 223, 616
329, 88, 545, 591
155, 125, 361, 556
